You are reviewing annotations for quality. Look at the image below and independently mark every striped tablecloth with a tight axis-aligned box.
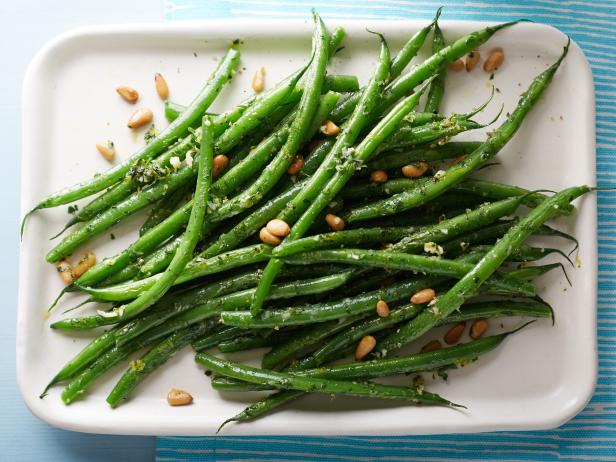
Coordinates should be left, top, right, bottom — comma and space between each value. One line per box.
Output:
159, 1, 616, 460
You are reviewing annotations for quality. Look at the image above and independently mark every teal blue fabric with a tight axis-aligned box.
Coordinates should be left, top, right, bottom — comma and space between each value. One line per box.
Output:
159, 1, 616, 460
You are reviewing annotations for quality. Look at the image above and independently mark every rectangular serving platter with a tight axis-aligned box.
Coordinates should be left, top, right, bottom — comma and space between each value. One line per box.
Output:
18, 19, 597, 435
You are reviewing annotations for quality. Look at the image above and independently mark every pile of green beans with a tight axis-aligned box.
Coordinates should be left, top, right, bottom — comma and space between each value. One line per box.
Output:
27, 11, 590, 431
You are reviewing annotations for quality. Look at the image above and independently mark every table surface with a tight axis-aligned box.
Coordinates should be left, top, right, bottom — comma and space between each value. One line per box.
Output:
2, 2, 161, 460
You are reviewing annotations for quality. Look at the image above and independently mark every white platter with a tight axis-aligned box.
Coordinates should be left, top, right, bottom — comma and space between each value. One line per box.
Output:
18, 19, 596, 436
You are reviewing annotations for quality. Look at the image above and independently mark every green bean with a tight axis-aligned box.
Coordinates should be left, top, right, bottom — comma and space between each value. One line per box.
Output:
423, 17, 446, 114
80, 244, 271, 303
212, 15, 330, 222
366, 142, 482, 171
193, 326, 245, 351
329, 21, 518, 123
222, 277, 441, 328
275, 227, 416, 257
106, 322, 211, 407
140, 183, 190, 236
377, 184, 588, 356
218, 335, 274, 353
441, 220, 517, 256
298, 328, 525, 380
46, 156, 200, 263
281, 248, 534, 296
196, 352, 461, 408
217, 390, 304, 431
102, 116, 214, 321
164, 100, 187, 122
214, 66, 306, 156
59, 319, 218, 404
379, 115, 484, 152
390, 8, 440, 80
251, 52, 431, 316
23, 49, 240, 227
41, 328, 117, 396
112, 270, 267, 344
323, 74, 359, 93
454, 179, 574, 215
295, 303, 423, 370
383, 196, 524, 253
346, 42, 569, 223
58, 270, 352, 331
71, 201, 192, 288
261, 314, 369, 370
213, 92, 339, 197
436, 300, 553, 324
506, 263, 566, 281
215, 309, 545, 393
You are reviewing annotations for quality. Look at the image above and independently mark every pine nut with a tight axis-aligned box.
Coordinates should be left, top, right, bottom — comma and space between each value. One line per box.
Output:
325, 213, 345, 231
72, 251, 97, 279
421, 339, 442, 353
370, 170, 388, 183
266, 219, 290, 238
320, 120, 340, 136
213, 154, 229, 177
376, 300, 390, 318
259, 227, 281, 245
127, 108, 153, 129
465, 50, 481, 71
116, 86, 139, 103
447, 59, 465, 71
96, 141, 116, 161
252, 66, 265, 93
56, 260, 74, 285
401, 162, 429, 178
444, 322, 466, 345
355, 335, 377, 360
155, 73, 169, 100
483, 48, 504, 73
470, 319, 489, 339
287, 155, 304, 175
167, 388, 193, 406
411, 288, 436, 304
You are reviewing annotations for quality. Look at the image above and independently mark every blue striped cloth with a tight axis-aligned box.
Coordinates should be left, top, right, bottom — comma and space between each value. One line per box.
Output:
159, 1, 616, 460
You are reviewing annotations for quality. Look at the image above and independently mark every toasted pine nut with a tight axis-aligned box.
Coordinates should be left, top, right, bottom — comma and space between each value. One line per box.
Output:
421, 339, 442, 353
444, 322, 466, 345
483, 48, 504, 73
465, 50, 481, 71
411, 288, 436, 304
155, 73, 170, 100
266, 219, 290, 238
320, 120, 340, 136
325, 213, 345, 231
72, 251, 97, 279
96, 141, 116, 161
287, 155, 304, 175
213, 154, 229, 177
376, 300, 390, 318
127, 108, 153, 129
470, 319, 489, 339
355, 335, 377, 360
401, 162, 429, 178
116, 86, 139, 103
370, 170, 388, 183
259, 227, 281, 245
447, 59, 465, 71
167, 388, 193, 406
252, 66, 265, 93
56, 260, 74, 285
